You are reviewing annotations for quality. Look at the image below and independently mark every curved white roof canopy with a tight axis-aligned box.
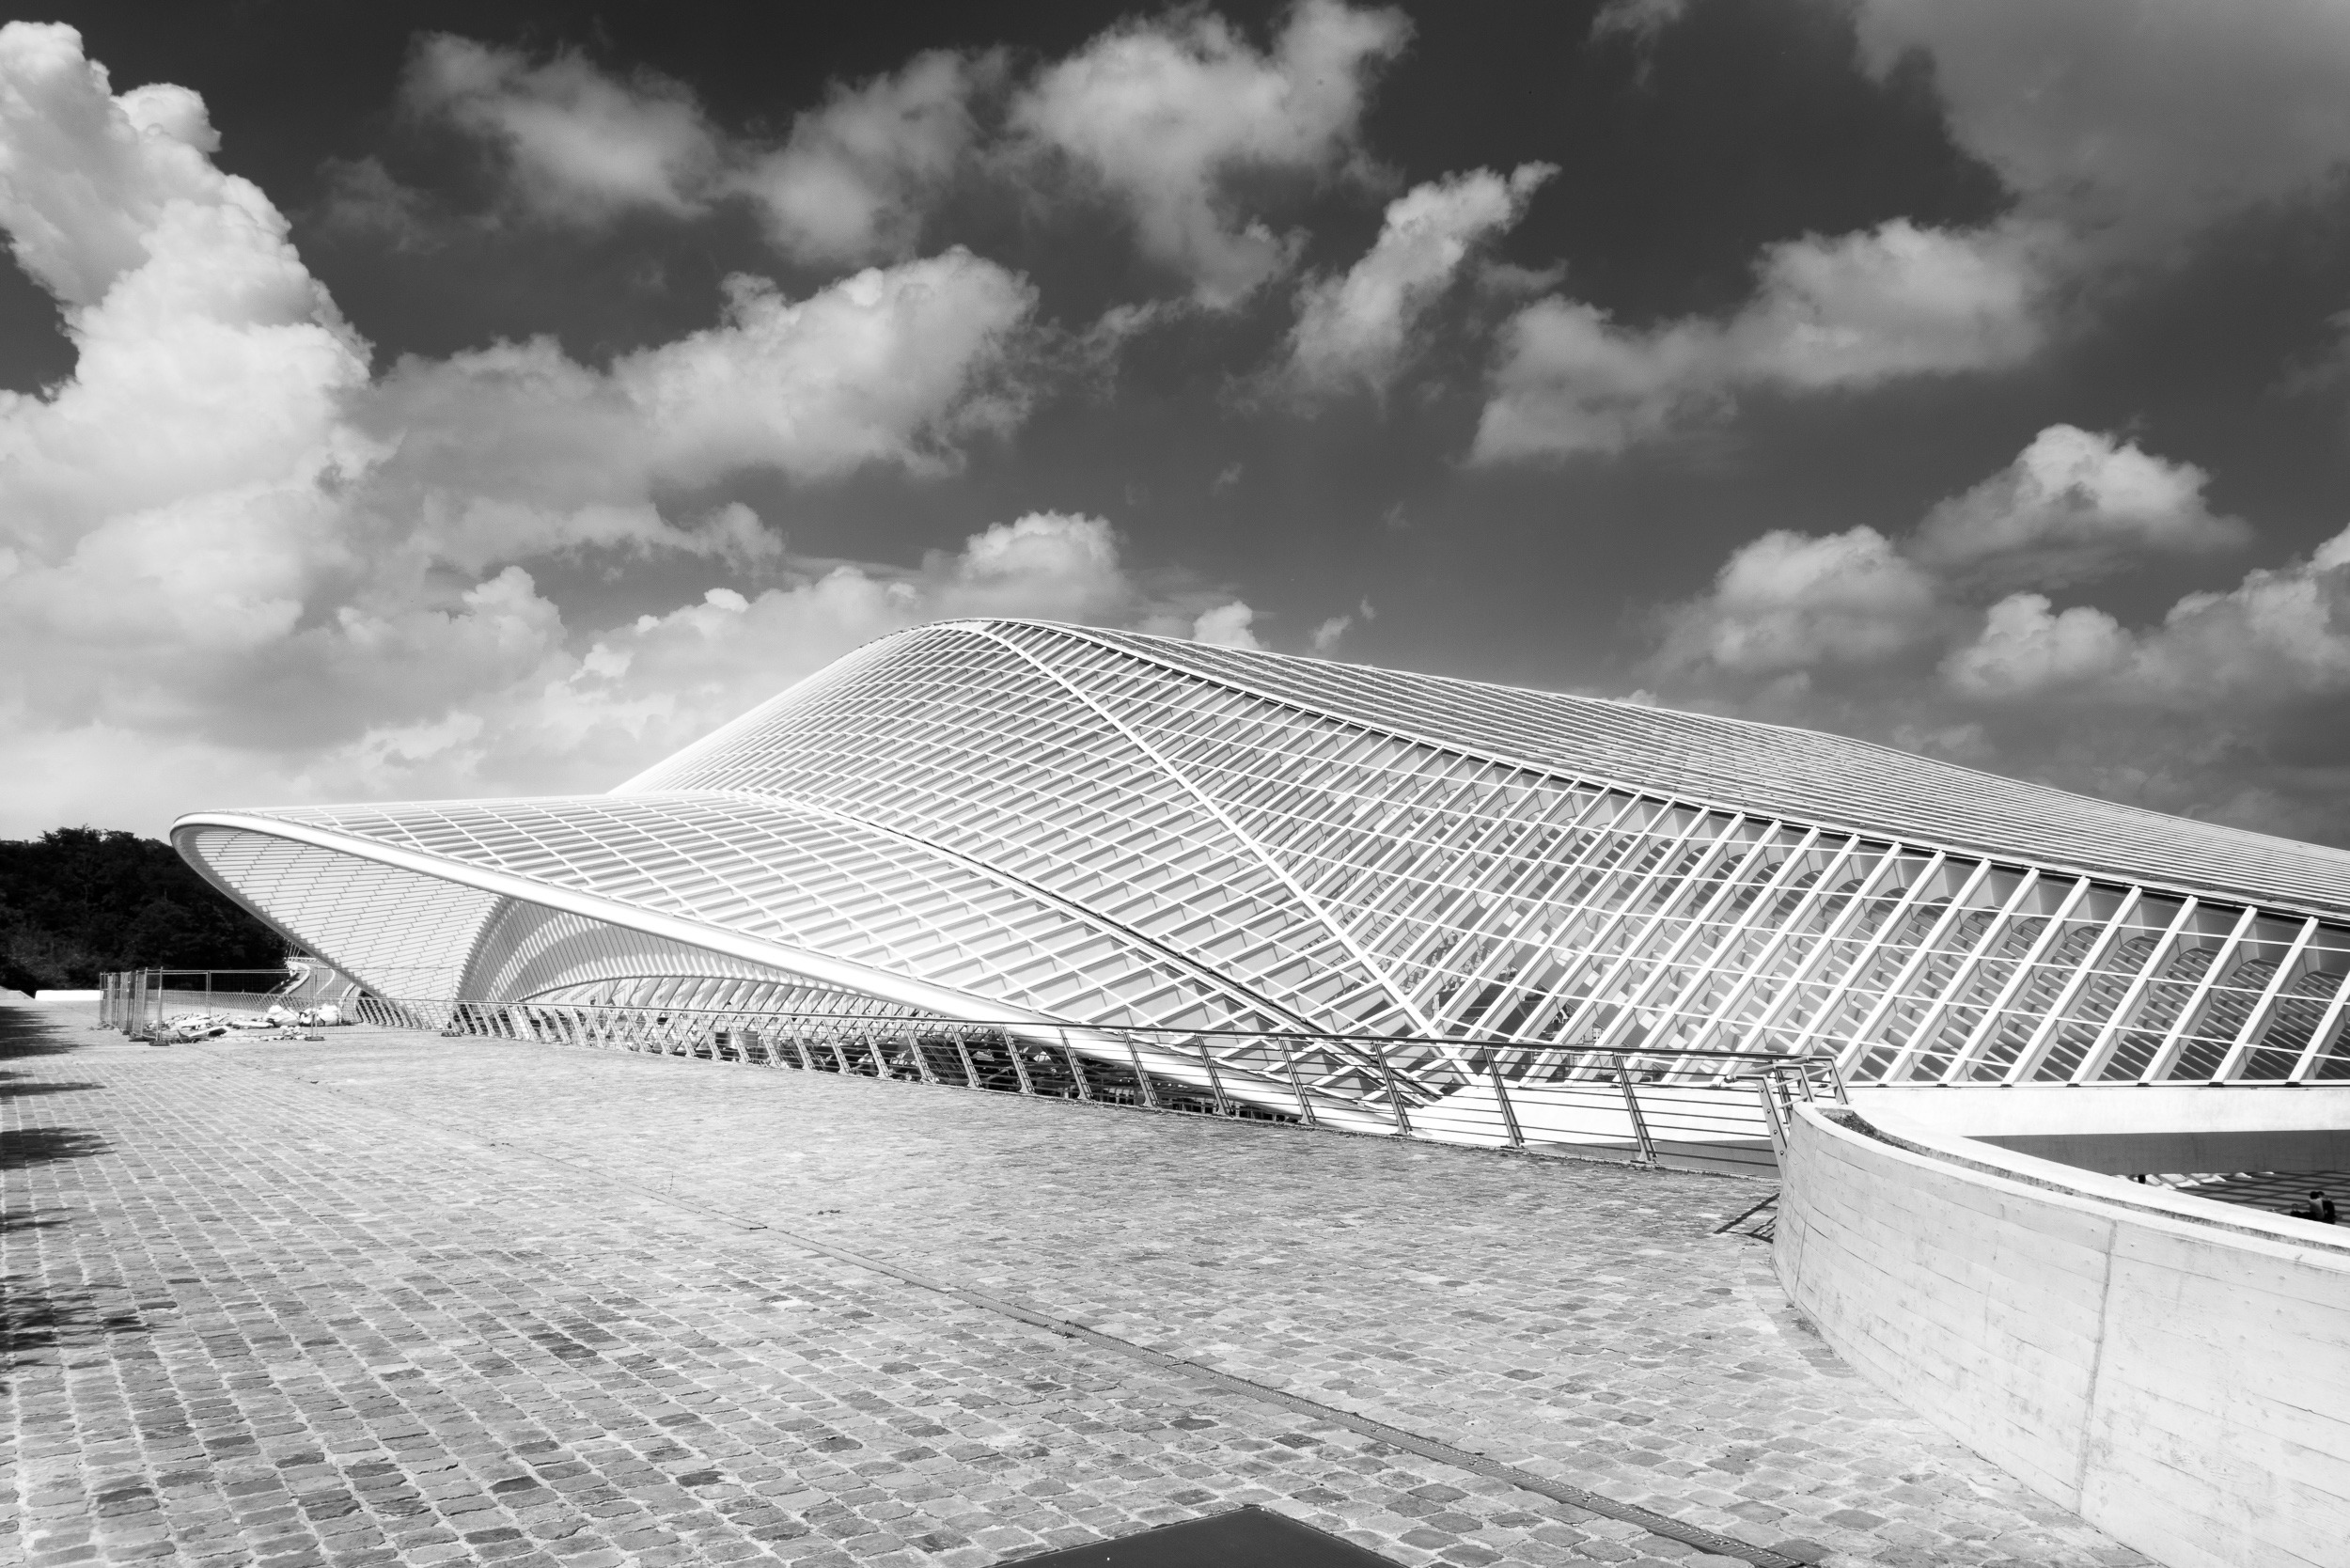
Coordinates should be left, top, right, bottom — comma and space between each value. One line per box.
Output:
176, 619, 2350, 1091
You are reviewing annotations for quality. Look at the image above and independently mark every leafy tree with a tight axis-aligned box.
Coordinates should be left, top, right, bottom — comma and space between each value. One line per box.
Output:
0, 827, 290, 994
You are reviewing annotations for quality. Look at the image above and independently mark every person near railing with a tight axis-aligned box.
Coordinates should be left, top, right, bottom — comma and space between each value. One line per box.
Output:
2289, 1189, 2338, 1224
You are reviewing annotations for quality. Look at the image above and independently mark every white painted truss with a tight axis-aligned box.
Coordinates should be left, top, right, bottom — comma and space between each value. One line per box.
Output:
175, 618, 2350, 1127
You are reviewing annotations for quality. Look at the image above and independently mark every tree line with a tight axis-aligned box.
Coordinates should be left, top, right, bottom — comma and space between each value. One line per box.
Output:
0, 828, 289, 996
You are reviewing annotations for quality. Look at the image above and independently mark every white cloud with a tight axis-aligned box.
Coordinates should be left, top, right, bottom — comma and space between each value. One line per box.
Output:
1482, 1, 2350, 462
1471, 299, 1715, 462
1660, 424, 2259, 689
402, 35, 720, 220
1949, 525, 2350, 709
2125, 526, 2350, 702
1728, 218, 2048, 388
396, 11, 1414, 303
1651, 425, 2350, 838
617, 254, 1034, 485
1308, 595, 1375, 653
1473, 219, 2047, 461
1282, 163, 1553, 400
1850, 0, 2350, 253
1192, 600, 1262, 649
402, 37, 994, 264
1912, 423, 2251, 586
0, 24, 372, 661
1012, 0, 1410, 306
1590, 0, 1691, 47
0, 34, 236, 308
348, 248, 1035, 574
1656, 525, 1944, 676
0, 24, 1090, 837
731, 51, 993, 265
1940, 592, 2131, 697
924, 511, 1131, 621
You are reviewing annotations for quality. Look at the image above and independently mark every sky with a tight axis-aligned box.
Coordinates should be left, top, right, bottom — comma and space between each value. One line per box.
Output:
4, 1, 2350, 848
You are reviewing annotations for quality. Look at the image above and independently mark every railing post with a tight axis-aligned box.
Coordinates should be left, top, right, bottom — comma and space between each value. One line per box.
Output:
1007, 1036, 1036, 1096
952, 1027, 982, 1090
1754, 1074, 1788, 1153
1060, 1031, 1093, 1101
1278, 1037, 1318, 1129
904, 1024, 938, 1085
1615, 1057, 1659, 1167
1371, 1041, 1413, 1137
1193, 1038, 1231, 1114
1486, 1052, 1525, 1149
1121, 1033, 1160, 1107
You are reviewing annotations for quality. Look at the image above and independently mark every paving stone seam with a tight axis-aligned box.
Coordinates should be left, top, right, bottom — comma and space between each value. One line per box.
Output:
185, 1040, 1818, 1568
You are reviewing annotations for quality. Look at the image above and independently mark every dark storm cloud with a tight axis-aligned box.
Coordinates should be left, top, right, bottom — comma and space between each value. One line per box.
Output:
2, 0, 2349, 849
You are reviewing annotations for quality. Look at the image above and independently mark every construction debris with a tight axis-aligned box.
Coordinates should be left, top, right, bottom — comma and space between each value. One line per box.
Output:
155, 1004, 351, 1043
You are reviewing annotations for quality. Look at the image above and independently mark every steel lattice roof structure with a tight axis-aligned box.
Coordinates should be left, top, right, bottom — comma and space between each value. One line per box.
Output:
176, 618, 2350, 1121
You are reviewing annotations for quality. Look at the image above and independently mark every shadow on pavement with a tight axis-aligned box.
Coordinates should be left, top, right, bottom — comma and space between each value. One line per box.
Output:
0, 1269, 151, 1387
1, 1003, 108, 1159
2, 1125, 107, 1169
1, 1074, 100, 1101
0, 1008, 141, 1389
0, 1003, 94, 1061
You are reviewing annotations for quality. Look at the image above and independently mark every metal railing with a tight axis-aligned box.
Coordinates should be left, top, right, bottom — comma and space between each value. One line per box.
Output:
97, 967, 328, 1034
339, 995, 1841, 1177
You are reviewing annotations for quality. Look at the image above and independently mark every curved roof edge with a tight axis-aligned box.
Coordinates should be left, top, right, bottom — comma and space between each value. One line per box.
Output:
173, 810, 1056, 1027
170, 811, 1400, 1132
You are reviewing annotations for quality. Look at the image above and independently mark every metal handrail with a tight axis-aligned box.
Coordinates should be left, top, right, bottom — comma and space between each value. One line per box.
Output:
307, 992, 1836, 1176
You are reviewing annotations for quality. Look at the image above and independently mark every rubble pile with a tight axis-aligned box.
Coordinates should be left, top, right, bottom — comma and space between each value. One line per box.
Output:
154, 1001, 350, 1043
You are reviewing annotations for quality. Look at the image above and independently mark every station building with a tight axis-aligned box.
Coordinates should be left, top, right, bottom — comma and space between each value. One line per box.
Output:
173, 619, 2350, 1142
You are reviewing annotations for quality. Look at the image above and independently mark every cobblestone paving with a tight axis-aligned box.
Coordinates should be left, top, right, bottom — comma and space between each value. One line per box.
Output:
2, 1006, 2149, 1568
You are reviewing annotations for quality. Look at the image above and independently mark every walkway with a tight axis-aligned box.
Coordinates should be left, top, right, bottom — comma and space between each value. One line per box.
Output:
3, 1004, 2145, 1568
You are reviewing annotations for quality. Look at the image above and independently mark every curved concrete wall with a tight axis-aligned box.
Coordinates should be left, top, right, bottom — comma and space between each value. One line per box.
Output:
1774, 1102, 2350, 1568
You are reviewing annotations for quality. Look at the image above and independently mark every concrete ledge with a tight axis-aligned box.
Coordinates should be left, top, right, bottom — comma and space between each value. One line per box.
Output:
1776, 1101, 2350, 1568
